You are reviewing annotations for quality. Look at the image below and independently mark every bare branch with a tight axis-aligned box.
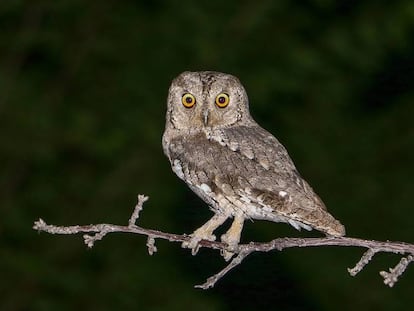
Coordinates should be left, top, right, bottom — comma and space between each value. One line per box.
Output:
348, 248, 377, 276
146, 236, 157, 255
380, 255, 414, 287
195, 250, 253, 289
33, 195, 414, 289
129, 194, 148, 226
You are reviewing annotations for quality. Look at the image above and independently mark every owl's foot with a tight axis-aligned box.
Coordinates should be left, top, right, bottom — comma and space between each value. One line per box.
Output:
182, 230, 216, 256
220, 214, 245, 261
182, 213, 229, 256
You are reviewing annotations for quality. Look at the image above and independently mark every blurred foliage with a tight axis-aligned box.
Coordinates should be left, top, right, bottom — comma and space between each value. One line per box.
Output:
1, 0, 414, 310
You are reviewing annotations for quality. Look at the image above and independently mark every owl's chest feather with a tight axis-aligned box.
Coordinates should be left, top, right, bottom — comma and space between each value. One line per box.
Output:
167, 131, 259, 182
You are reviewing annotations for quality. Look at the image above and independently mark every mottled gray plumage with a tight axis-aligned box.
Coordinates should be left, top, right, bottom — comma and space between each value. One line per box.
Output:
162, 71, 345, 260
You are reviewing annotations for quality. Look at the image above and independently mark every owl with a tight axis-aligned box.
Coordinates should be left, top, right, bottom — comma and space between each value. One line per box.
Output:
162, 71, 345, 260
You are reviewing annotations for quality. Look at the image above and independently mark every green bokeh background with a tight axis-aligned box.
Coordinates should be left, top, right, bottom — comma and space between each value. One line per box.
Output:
1, 1, 414, 310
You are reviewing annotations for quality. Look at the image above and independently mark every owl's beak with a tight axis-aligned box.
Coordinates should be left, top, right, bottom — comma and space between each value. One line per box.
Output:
202, 109, 209, 126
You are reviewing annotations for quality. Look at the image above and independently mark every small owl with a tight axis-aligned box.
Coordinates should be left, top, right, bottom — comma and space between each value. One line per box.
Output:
162, 71, 345, 260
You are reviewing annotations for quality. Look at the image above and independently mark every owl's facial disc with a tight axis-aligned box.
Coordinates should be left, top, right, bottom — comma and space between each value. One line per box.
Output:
167, 71, 252, 130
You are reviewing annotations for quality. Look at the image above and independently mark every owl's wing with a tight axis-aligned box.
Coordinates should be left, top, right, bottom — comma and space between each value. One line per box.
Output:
213, 125, 345, 236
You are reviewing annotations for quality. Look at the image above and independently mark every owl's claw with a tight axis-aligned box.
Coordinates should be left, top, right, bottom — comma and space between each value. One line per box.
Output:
182, 231, 216, 255
220, 250, 234, 261
220, 233, 239, 261
182, 213, 229, 255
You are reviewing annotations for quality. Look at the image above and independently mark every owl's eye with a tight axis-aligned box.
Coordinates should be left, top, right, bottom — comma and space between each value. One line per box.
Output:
182, 93, 196, 108
215, 93, 229, 108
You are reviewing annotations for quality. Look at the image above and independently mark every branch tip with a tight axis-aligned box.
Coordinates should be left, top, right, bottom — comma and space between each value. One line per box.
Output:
128, 194, 149, 226
83, 234, 95, 248
33, 218, 47, 231
348, 248, 377, 276
146, 236, 157, 255
380, 255, 413, 287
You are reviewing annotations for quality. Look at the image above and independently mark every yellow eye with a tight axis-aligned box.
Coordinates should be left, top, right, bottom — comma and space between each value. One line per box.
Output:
215, 93, 229, 108
182, 93, 196, 108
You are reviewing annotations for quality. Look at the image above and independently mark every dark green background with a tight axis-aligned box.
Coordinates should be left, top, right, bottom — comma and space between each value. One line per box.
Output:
1, 1, 413, 310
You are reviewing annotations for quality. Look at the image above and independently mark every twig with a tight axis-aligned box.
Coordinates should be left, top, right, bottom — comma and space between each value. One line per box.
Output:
380, 255, 414, 287
33, 195, 414, 289
195, 249, 253, 289
129, 194, 148, 226
146, 236, 157, 255
348, 248, 377, 276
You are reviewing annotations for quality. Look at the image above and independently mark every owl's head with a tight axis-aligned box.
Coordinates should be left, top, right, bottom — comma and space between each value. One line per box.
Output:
165, 71, 254, 131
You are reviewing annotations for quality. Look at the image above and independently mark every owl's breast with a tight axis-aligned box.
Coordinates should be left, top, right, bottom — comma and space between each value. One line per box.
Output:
167, 133, 223, 184
166, 130, 295, 191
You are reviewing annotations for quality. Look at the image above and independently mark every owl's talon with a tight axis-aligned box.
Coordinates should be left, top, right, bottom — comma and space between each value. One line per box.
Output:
181, 236, 201, 254
221, 249, 236, 261
182, 232, 216, 255
220, 233, 239, 261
